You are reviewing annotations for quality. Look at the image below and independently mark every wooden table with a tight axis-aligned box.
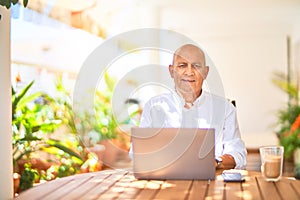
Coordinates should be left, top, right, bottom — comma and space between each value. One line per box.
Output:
15, 169, 300, 200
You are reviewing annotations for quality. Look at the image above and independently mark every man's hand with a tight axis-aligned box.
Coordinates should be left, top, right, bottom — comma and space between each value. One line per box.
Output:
215, 154, 236, 169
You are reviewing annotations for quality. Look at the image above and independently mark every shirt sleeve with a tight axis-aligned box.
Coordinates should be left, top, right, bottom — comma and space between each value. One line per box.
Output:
139, 100, 152, 128
221, 104, 247, 169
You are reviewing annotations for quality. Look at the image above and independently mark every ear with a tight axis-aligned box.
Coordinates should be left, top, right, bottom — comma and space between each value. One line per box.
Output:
203, 66, 209, 79
169, 65, 174, 78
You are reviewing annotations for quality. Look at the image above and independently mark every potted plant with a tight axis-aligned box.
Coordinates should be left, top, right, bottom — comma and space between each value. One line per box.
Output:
74, 72, 135, 168
12, 80, 84, 193
53, 77, 109, 172
273, 71, 300, 163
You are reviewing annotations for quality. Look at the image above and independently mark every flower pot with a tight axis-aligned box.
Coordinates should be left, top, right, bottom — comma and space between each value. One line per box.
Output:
13, 173, 21, 195
100, 139, 119, 168
17, 158, 51, 174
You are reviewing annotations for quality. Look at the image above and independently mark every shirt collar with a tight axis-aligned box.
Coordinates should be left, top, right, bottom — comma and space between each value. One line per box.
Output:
172, 89, 207, 109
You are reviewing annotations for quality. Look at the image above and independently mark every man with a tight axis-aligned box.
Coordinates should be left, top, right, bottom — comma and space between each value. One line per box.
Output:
139, 44, 247, 169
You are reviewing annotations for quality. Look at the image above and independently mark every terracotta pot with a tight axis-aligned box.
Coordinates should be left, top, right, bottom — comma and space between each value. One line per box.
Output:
99, 140, 119, 168
17, 158, 51, 174
13, 173, 21, 195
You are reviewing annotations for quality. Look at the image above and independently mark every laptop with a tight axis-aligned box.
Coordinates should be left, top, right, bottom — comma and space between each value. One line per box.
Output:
131, 128, 215, 180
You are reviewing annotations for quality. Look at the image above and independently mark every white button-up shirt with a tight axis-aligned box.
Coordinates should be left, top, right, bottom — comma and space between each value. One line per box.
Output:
139, 90, 247, 169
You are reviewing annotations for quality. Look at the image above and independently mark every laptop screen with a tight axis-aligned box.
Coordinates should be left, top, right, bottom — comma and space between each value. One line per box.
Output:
131, 128, 215, 180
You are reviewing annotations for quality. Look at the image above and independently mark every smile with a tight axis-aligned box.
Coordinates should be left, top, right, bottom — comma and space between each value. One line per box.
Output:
182, 79, 195, 82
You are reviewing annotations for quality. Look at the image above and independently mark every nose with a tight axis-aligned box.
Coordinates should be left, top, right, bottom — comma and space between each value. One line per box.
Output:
184, 64, 195, 76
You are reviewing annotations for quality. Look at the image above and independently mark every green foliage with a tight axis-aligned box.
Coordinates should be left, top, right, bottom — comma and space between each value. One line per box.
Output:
0, 0, 28, 9
273, 71, 300, 159
73, 71, 119, 144
272, 71, 299, 102
276, 105, 300, 137
53, 78, 77, 134
19, 164, 38, 192
12, 72, 134, 190
280, 131, 300, 159
12, 80, 83, 171
94, 72, 119, 140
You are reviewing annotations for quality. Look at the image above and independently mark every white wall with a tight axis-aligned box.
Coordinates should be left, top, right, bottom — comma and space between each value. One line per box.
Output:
196, 35, 287, 147
154, 2, 300, 148
0, 6, 14, 199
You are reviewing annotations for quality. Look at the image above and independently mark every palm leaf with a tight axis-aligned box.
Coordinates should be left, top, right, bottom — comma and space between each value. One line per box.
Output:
12, 81, 35, 115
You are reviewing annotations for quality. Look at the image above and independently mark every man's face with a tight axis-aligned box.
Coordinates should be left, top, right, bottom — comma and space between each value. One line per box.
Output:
169, 46, 209, 98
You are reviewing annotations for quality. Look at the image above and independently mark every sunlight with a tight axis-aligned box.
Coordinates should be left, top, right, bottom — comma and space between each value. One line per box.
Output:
144, 180, 164, 189
111, 186, 124, 193
240, 190, 253, 200
130, 180, 148, 189
92, 178, 104, 183
161, 181, 175, 189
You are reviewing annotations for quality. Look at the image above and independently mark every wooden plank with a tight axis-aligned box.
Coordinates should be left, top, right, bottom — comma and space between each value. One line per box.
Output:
187, 180, 208, 200
135, 180, 164, 200
255, 176, 282, 200
99, 172, 135, 199
41, 174, 95, 200
274, 178, 299, 200
81, 170, 128, 199
154, 180, 192, 199
62, 171, 112, 199
205, 176, 225, 199
290, 179, 300, 199
15, 176, 74, 200
224, 181, 243, 200
117, 179, 148, 200
240, 175, 261, 200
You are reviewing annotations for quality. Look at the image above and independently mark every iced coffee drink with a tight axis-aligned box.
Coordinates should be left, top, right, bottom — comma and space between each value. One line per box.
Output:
260, 146, 284, 181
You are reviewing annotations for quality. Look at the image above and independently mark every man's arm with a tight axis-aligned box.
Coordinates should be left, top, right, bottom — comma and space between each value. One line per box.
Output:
218, 102, 247, 169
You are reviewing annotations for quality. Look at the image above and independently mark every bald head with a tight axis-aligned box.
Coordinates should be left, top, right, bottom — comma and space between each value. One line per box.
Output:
172, 44, 206, 66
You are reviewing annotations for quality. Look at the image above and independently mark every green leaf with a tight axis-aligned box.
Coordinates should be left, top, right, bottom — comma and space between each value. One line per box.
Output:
1, 0, 11, 9
19, 167, 38, 192
17, 136, 42, 142
45, 139, 83, 162
31, 120, 61, 133
12, 81, 35, 115
104, 71, 116, 92
15, 81, 34, 103
12, 86, 16, 96
23, 0, 28, 7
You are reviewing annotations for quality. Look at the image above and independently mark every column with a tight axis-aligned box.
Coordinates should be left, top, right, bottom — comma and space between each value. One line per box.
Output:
0, 6, 13, 199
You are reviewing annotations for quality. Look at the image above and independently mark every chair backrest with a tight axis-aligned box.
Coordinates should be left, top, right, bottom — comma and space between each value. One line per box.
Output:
227, 99, 236, 107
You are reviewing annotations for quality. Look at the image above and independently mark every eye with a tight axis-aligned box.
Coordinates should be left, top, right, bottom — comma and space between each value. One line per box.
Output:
177, 63, 187, 68
193, 63, 203, 69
